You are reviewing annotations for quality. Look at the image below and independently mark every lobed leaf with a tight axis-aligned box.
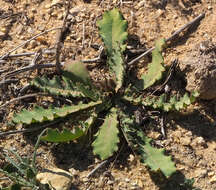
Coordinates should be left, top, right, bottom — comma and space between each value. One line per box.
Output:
141, 136, 176, 177
31, 76, 83, 98
41, 128, 85, 142
143, 91, 199, 112
41, 113, 98, 142
140, 39, 166, 90
121, 115, 176, 178
98, 8, 128, 91
108, 47, 125, 92
98, 8, 128, 55
12, 101, 102, 124
63, 61, 99, 101
63, 61, 92, 86
32, 61, 100, 101
92, 107, 119, 160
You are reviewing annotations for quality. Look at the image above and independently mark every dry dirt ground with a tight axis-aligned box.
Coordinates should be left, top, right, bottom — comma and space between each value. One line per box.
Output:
0, 0, 216, 190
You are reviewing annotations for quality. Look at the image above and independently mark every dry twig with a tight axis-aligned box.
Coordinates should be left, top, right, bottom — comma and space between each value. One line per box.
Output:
0, 27, 61, 60
82, 46, 104, 64
0, 93, 45, 109
87, 160, 109, 178
1, 62, 63, 79
0, 119, 62, 137
0, 79, 18, 87
3, 49, 56, 59
0, 92, 72, 110
55, 1, 70, 73
127, 13, 205, 65
150, 59, 178, 95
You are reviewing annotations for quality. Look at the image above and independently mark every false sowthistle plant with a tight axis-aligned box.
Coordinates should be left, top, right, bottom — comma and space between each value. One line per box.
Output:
10, 9, 199, 178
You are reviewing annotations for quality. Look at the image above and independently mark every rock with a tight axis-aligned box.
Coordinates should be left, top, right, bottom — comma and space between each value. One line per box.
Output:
179, 40, 216, 100
36, 167, 72, 190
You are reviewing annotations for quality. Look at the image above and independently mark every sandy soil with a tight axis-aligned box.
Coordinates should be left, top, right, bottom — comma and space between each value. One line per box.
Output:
0, 0, 216, 190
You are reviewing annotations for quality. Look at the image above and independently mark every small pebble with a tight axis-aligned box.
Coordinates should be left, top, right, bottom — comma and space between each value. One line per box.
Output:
69, 168, 78, 176
208, 171, 215, 177
125, 178, 130, 183
173, 14, 178, 19
83, 177, 89, 182
128, 154, 135, 162
29, 40, 37, 49
195, 137, 205, 146
31, 7, 37, 13
107, 180, 114, 185
1, 27, 7, 33
208, 6, 212, 10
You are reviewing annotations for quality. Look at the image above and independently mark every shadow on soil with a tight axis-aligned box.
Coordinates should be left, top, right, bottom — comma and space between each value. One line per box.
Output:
150, 0, 202, 16
150, 170, 201, 190
169, 102, 216, 142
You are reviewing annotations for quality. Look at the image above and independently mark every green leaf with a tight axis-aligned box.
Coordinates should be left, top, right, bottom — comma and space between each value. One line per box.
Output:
98, 8, 128, 55
190, 90, 199, 103
140, 39, 166, 89
140, 137, 176, 177
31, 76, 83, 98
82, 112, 98, 134
92, 108, 119, 160
42, 110, 99, 142
108, 46, 125, 92
121, 116, 176, 178
41, 127, 85, 142
63, 61, 92, 86
63, 61, 99, 101
142, 92, 199, 112
12, 101, 102, 124
98, 8, 128, 92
